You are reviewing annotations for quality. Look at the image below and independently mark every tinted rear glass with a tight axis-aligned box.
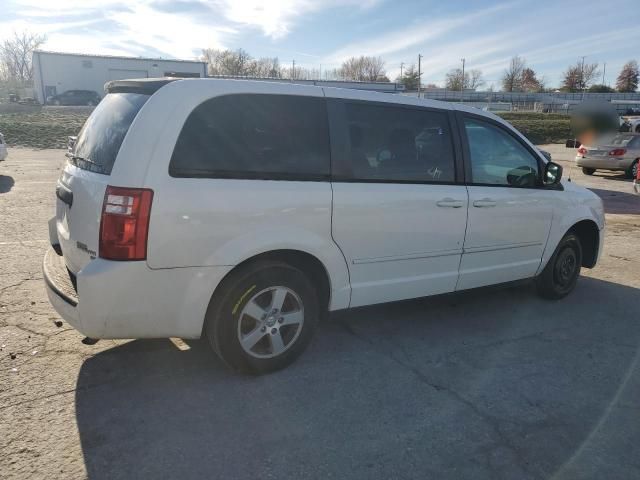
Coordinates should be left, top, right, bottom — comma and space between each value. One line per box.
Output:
169, 94, 330, 180
340, 102, 455, 182
609, 135, 637, 147
71, 93, 149, 175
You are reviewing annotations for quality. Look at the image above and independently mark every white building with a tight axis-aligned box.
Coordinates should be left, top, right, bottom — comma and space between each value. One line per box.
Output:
32, 50, 207, 104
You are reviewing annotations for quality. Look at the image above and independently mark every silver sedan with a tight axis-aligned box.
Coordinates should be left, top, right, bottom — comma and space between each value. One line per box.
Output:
575, 133, 640, 178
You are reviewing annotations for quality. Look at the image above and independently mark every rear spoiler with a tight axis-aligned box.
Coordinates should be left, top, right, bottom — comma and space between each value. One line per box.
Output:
104, 78, 181, 95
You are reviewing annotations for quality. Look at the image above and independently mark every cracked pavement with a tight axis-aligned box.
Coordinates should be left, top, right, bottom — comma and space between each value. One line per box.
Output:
1, 145, 640, 479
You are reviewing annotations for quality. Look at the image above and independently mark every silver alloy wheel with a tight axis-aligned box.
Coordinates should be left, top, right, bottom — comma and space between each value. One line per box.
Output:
237, 286, 304, 359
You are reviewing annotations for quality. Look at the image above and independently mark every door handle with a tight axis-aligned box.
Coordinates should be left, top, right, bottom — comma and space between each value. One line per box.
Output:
436, 198, 464, 208
473, 198, 497, 208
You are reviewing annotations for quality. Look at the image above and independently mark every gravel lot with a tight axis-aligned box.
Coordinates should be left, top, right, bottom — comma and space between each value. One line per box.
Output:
1, 145, 639, 480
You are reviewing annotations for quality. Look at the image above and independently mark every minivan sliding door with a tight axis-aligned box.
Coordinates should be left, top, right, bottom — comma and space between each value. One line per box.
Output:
327, 97, 468, 308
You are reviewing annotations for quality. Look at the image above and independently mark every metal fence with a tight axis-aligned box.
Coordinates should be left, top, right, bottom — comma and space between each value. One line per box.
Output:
405, 90, 640, 115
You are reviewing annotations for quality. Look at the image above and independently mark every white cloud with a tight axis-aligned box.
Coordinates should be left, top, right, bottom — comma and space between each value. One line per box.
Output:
322, 2, 520, 64
1, 0, 234, 59
214, 0, 380, 39
107, 3, 234, 58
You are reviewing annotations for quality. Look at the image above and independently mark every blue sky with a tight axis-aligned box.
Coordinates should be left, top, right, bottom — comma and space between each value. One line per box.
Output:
3, 0, 639, 88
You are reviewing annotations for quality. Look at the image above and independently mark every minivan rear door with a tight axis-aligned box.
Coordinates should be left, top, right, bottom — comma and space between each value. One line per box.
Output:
55, 92, 149, 273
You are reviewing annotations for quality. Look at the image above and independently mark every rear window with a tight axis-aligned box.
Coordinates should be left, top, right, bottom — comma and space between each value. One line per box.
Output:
610, 135, 640, 147
71, 93, 149, 175
169, 94, 330, 180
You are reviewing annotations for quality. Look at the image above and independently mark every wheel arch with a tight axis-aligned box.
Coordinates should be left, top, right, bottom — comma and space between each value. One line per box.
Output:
568, 219, 600, 268
213, 249, 333, 316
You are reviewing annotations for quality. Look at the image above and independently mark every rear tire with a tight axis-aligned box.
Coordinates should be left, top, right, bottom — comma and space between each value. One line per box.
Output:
625, 159, 638, 179
582, 167, 595, 175
204, 260, 320, 374
536, 233, 582, 300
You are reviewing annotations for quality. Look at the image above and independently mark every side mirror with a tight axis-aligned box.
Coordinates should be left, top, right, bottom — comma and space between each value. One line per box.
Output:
543, 161, 563, 186
566, 139, 581, 148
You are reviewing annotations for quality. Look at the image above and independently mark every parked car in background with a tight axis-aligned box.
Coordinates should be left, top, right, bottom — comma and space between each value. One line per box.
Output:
47, 90, 101, 106
576, 133, 640, 178
44, 78, 605, 374
0, 133, 8, 161
619, 116, 640, 133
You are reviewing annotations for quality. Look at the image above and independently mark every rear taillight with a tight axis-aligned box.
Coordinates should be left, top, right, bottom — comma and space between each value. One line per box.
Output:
99, 186, 153, 260
609, 148, 627, 156
577, 147, 587, 155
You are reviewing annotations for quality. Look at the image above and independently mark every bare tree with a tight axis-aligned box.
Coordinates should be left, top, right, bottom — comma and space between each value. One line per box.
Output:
338, 56, 386, 81
616, 60, 639, 92
520, 67, 543, 92
561, 60, 599, 92
0, 30, 47, 83
445, 68, 484, 90
501, 55, 526, 92
202, 48, 262, 77
468, 69, 484, 89
445, 68, 464, 91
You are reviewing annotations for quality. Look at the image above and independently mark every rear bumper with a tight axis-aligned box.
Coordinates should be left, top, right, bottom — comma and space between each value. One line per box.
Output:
43, 245, 232, 339
575, 156, 632, 170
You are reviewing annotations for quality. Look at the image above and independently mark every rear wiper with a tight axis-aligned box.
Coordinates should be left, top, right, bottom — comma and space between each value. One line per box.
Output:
65, 154, 108, 174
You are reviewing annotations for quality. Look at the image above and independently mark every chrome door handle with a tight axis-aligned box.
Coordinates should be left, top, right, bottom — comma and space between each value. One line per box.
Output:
436, 198, 464, 208
473, 198, 497, 208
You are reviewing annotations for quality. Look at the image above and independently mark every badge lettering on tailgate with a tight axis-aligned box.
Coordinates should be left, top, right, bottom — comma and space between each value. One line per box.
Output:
76, 241, 96, 258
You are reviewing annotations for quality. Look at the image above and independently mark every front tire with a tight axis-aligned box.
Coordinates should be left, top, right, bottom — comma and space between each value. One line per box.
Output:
204, 260, 320, 374
625, 159, 638, 179
582, 167, 595, 175
536, 233, 582, 300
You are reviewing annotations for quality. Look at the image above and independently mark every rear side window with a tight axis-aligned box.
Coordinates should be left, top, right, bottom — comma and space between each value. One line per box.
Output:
169, 94, 330, 180
72, 93, 149, 175
338, 102, 455, 182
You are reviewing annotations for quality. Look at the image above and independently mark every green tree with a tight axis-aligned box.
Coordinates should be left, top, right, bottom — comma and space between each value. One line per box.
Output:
588, 84, 615, 93
397, 64, 420, 90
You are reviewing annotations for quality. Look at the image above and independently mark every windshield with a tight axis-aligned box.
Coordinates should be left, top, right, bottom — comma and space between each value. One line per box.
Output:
71, 92, 149, 174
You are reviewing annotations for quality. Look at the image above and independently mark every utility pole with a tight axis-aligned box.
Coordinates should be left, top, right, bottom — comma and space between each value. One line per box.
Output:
460, 57, 465, 102
292, 59, 296, 80
400, 62, 404, 79
580, 55, 586, 99
602, 62, 606, 86
319, 64, 322, 80
417, 54, 423, 98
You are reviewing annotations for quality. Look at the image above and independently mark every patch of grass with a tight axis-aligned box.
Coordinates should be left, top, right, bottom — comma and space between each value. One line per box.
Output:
495, 112, 572, 144
0, 109, 89, 149
501, 119, 572, 144
496, 112, 570, 122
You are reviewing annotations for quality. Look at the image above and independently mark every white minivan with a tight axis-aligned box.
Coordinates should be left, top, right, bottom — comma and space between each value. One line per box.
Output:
44, 78, 605, 374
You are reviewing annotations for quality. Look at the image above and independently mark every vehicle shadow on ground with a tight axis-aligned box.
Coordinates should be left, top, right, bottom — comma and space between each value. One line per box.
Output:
0, 175, 14, 193
589, 187, 640, 215
75, 277, 640, 480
